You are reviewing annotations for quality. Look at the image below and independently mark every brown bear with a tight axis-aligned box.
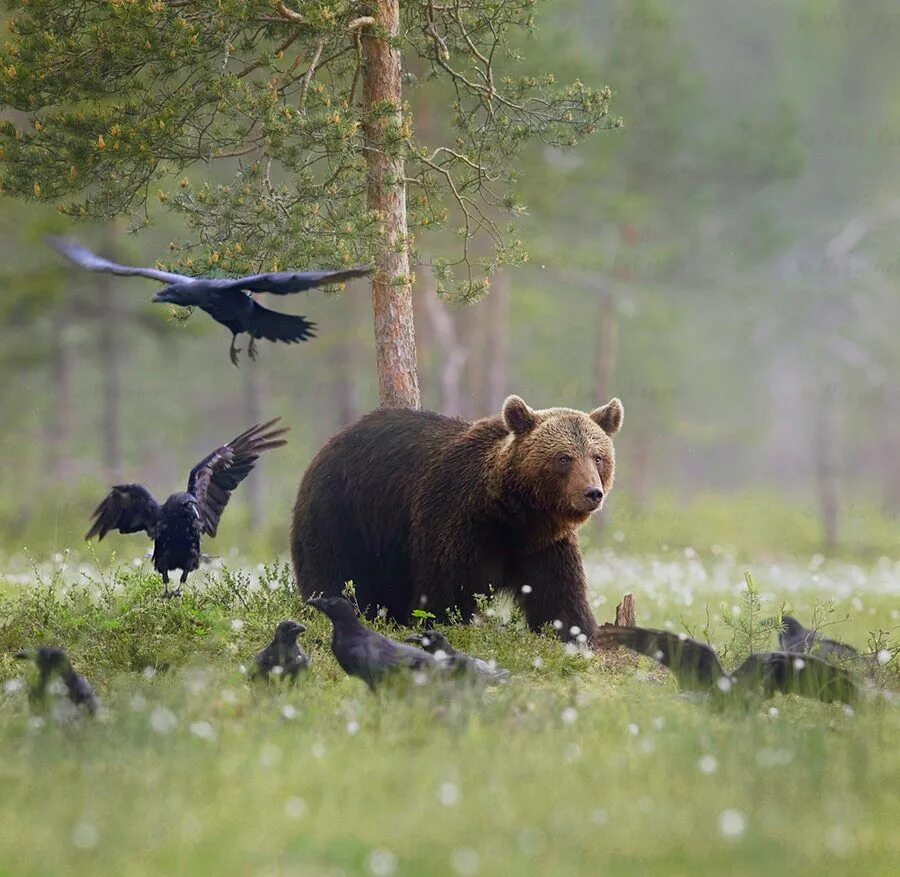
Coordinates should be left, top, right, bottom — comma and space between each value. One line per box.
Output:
291, 395, 624, 644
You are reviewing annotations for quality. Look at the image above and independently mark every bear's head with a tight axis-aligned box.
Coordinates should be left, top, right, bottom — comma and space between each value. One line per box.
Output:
499, 395, 624, 523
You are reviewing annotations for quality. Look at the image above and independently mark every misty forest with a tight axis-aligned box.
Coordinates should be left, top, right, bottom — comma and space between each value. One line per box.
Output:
0, 3, 897, 877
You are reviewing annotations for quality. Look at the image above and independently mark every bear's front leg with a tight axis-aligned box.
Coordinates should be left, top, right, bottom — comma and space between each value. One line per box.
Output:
506, 537, 598, 643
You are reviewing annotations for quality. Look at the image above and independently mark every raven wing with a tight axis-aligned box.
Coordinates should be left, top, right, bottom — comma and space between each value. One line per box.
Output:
246, 301, 316, 343
734, 652, 858, 704
48, 237, 187, 285
596, 626, 726, 691
223, 266, 374, 295
85, 484, 162, 540
187, 419, 289, 536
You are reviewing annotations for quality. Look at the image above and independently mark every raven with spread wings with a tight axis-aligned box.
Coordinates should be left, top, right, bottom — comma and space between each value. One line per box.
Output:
49, 237, 373, 365
86, 419, 288, 596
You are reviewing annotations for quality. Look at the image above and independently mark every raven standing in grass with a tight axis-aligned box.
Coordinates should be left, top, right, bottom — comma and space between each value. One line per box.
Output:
252, 620, 309, 683
596, 626, 858, 705
15, 647, 98, 716
49, 237, 373, 365
307, 597, 437, 692
86, 419, 288, 596
778, 616, 860, 661
404, 630, 511, 683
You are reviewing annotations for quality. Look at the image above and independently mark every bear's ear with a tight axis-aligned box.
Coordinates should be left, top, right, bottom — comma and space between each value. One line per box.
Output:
590, 397, 624, 435
502, 395, 538, 435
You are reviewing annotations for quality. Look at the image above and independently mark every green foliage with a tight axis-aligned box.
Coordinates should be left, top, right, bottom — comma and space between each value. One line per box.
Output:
0, 0, 615, 298
718, 571, 784, 662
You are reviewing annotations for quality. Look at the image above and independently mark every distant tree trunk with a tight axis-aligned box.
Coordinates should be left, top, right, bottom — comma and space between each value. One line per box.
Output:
814, 384, 840, 551
47, 314, 75, 480
423, 291, 468, 416
485, 271, 510, 413
362, 4, 420, 409
330, 300, 359, 430
98, 225, 123, 481
459, 305, 483, 419
595, 288, 617, 402
244, 300, 267, 530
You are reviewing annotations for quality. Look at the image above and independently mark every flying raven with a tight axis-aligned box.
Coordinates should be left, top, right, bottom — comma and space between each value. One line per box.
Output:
404, 630, 511, 683
596, 626, 858, 705
778, 615, 860, 661
86, 419, 288, 596
307, 596, 438, 692
49, 237, 373, 365
15, 647, 98, 716
252, 620, 310, 683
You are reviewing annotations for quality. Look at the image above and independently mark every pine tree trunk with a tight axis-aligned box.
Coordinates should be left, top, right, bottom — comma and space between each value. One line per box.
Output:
814, 384, 840, 550
362, 3, 420, 409
595, 288, 617, 402
422, 290, 467, 416
485, 271, 510, 413
47, 314, 75, 481
243, 348, 265, 530
98, 225, 123, 481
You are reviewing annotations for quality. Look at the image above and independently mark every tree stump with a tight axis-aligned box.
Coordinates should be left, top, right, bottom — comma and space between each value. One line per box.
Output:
594, 593, 637, 667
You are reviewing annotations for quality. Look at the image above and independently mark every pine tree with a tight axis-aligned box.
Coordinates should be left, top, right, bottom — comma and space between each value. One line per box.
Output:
0, 0, 615, 407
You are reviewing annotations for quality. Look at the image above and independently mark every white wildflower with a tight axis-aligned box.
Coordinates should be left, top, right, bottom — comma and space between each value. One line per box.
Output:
150, 706, 177, 734
439, 781, 460, 807
560, 707, 578, 726
71, 822, 99, 850
698, 755, 718, 774
367, 849, 397, 876
718, 809, 746, 840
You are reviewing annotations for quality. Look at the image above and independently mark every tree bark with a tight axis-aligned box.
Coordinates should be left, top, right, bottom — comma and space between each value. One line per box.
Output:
98, 225, 123, 481
423, 289, 467, 416
362, 3, 420, 409
814, 383, 840, 551
47, 314, 75, 481
243, 341, 266, 530
595, 288, 617, 402
485, 271, 510, 413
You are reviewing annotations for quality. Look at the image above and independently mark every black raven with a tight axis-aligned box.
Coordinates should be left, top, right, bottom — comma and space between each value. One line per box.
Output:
86, 419, 288, 596
252, 620, 309, 682
778, 616, 860, 661
15, 647, 98, 716
49, 237, 373, 365
404, 630, 511, 683
307, 596, 437, 692
596, 626, 858, 705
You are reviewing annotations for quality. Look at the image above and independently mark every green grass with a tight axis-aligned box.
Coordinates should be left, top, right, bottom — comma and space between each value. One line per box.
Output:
0, 554, 898, 877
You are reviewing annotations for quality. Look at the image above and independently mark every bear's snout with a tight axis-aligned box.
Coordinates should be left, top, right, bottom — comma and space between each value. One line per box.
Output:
582, 486, 604, 509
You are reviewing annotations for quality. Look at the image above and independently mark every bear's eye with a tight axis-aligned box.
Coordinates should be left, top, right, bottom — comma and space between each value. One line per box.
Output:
594, 455, 603, 466
557, 454, 572, 466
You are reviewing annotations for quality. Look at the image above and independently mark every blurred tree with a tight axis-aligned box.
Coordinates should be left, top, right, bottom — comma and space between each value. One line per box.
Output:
0, 0, 615, 408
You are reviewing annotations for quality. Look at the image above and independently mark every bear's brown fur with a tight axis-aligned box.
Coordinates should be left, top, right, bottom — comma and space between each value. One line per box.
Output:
291, 395, 624, 643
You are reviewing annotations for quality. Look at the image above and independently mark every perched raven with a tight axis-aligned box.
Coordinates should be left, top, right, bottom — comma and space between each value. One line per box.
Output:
307, 596, 437, 692
49, 237, 373, 365
15, 647, 98, 716
404, 630, 511, 683
86, 419, 288, 596
252, 620, 309, 683
596, 626, 858, 705
778, 616, 860, 661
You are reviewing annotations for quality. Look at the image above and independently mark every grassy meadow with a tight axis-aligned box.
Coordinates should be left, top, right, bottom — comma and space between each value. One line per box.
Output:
0, 548, 897, 877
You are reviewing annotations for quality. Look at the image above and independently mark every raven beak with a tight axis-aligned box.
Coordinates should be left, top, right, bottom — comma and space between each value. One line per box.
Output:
14, 649, 33, 660
403, 635, 423, 644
